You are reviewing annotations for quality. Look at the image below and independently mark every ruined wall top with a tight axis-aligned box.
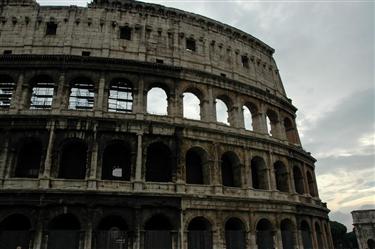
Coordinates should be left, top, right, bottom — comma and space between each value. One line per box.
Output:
0, 0, 37, 6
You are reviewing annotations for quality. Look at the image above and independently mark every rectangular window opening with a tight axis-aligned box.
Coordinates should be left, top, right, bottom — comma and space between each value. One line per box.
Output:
120, 26, 132, 40
82, 51, 91, 56
3, 50, 12, 55
156, 59, 164, 64
241, 55, 249, 68
186, 38, 196, 52
46, 22, 57, 35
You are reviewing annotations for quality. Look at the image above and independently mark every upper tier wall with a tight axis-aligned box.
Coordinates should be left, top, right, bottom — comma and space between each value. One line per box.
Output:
0, 1, 288, 100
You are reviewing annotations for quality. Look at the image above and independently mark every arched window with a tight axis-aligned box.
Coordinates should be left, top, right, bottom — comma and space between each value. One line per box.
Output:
216, 98, 229, 125
96, 215, 128, 249
102, 141, 131, 181
186, 147, 209, 185
183, 92, 201, 120
300, 221, 313, 249
256, 219, 274, 249
280, 219, 295, 249
144, 214, 173, 249
266, 109, 278, 137
188, 217, 212, 249
293, 166, 305, 194
307, 171, 316, 197
0, 75, 16, 108
147, 87, 168, 115
315, 222, 324, 249
58, 139, 87, 179
145, 142, 172, 182
69, 77, 95, 110
30, 75, 55, 109
225, 218, 246, 249
243, 106, 253, 131
221, 152, 241, 187
108, 79, 133, 113
47, 214, 81, 249
14, 138, 42, 178
274, 161, 289, 192
0, 214, 31, 249
251, 156, 268, 190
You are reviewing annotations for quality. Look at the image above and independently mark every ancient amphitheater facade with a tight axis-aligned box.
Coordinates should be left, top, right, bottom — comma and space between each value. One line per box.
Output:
0, 0, 333, 249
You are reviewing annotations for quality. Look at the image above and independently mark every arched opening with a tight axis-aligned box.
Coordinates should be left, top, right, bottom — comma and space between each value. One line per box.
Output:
69, 77, 95, 110
274, 161, 289, 192
0, 75, 16, 108
266, 110, 278, 137
186, 147, 209, 185
187, 217, 212, 249
96, 215, 129, 249
147, 87, 168, 115
256, 219, 274, 249
300, 221, 313, 249
368, 239, 375, 249
243, 106, 253, 131
144, 214, 173, 249
280, 219, 295, 249
102, 141, 131, 181
58, 139, 87, 179
47, 214, 81, 249
183, 92, 201, 120
307, 171, 316, 197
225, 218, 246, 249
145, 142, 172, 182
216, 98, 229, 125
14, 138, 42, 178
108, 78, 133, 113
251, 156, 268, 190
0, 214, 31, 249
284, 117, 298, 144
293, 166, 305, 194
315, 222, 324, 249
221, 152, 241, 187
30, 75, 55, 109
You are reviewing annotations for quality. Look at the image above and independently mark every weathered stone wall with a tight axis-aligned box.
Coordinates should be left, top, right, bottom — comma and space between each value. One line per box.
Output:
352, 210, 375, 249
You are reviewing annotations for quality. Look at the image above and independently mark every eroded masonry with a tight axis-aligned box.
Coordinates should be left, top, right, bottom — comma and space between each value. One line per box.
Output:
0, 0, 334, 249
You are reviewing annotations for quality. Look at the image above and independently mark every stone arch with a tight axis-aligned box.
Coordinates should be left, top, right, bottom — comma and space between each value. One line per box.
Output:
144, 214, 174, 249
266, 109, 278, 137
215, 95, 232, 126
187, 217, 212, 249
221, 151, 241, 187
0, 214, 32, 249
47, 213, 81, 249
274, 160, 289, 192
256, 218, 274, 249
29, 75, 55, 109
145, 142, 172, 182
293, 166, 305, 194
101, 140, 132, 181
146, 85, 169, 115
0, 75, 16, 108
251, 156, 269, 190
306, 171, 316, 197
300, 220, 313, 249
108, 78, 133, 113
280, 219, 295, 249
58, 138, 88, 179
183, 91, 201, 120
315, 222, 324, 249
68, 76, 95, 110
96, 215, 129, 249
225, 217, 246, 249
243, 101, 258, 131
186, 146, 210, 185
13, 137, 43, 178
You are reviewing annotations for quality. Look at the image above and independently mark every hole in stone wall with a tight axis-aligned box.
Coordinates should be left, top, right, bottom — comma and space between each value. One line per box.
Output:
59, 140, 87, 179
225, 218, 246, 249
108, 79, 133, 113
147, 87, 168, 115
256, 219, 274, 249
48, 214, 80, 249
186, 147, 208, 185
30, 75, 55, 109
186, 37, 196, 52
300, 221, 313, 249
251, 156, 268, 190
0, 214, 31, 249
69, 77, 95, 110
281, 219, 295, 249
46, 22, 57, 35
187, 217, 212, 249
0, 75, 16, 108
145, 142, 172, 182
241, 55, 249, 68
216, 98, 229, 125
14, 138, 42, 178
274, 161, 289, 192
221, 152, 241, 187
183, 92, 200, 120
293, 166, 304, 194
120, 26, 131, 40
102, 142, 131, 181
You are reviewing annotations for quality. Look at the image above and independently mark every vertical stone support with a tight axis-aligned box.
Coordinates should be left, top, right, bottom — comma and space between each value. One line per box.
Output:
302, 164, 310, 196
207, 87, 216, 123
134, 77, 145, 116
175, 92, 184, 119
41, 121, 56, 185
52, 72, 66, 112
311, 219, 319, 249
179, 210, 184, 249
88, 130, 98, 189
10, 73, 24, 112
84, 219, 93, 249
32, 214, 43, 249
244, 149, 251, 189
326, 221, 334, 249
200, 99, 210, 122
268, 152, 276, 190
234, 104, 245, 129
321, 220, 329, 249
212, 143, 222, 194
134, 208, 142, 249
0, 135, 9, 181
134, 132, 143, 191
311, 170, 320, 198
259, 107, 270, 135
275, 229, 283, 249
297, 226, 304, 249
95, 73, 106, 115
276, 119, 287, 141
286, 161, 295, 194
249, 230, 257, 249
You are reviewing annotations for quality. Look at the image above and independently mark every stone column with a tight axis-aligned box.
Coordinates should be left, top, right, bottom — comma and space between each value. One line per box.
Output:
134, 77, 145, 118
302, 164, 310, 196
311, 220, 319, 249
268, 152, 276, 190
321, 220, 329, 249
32, 214, 44, 249
207, 87, 216, 123
286, 162, 295, 194
84, 220, 93, 249
134, 132, 143, 191
95, 73, 106, 115
249, 230, 257, 249
10, 73, 24, 113
88, 131, 98, 189
275, 229, 283, 249
312, 170, 320, 198
296, 227, 304, 249
200, 98, 210, 122
52, 72, 66, 113
0, 135, 10, 181
40, 121, 56, 188
244, 149, 251, 189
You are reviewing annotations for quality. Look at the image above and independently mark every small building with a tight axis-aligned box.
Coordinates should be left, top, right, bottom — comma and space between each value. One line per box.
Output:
352, 210, 375, 249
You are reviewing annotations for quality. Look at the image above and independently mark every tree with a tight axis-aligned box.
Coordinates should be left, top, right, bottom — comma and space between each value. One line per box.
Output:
330, 221, 358, 249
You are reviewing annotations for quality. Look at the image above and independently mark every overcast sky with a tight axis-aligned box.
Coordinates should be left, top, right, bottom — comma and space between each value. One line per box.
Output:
39, 0, 375, 229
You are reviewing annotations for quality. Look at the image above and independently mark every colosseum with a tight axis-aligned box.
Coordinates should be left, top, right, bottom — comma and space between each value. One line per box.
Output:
0, 0, 334, 249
